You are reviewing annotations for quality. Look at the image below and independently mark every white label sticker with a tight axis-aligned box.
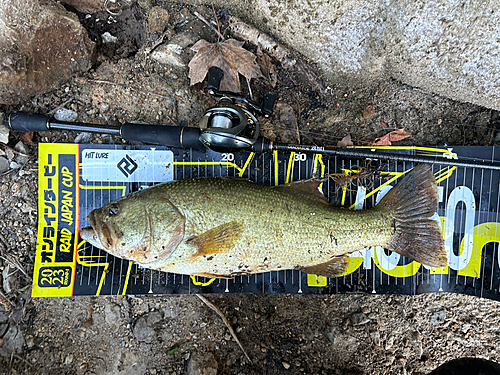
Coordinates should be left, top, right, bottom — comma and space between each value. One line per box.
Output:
81, 149, 174, 182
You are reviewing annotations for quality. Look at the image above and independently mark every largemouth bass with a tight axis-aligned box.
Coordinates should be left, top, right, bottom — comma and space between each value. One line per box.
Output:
80, 164, 447, 278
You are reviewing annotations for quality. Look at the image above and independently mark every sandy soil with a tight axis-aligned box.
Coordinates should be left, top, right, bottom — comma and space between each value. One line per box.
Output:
0, 2, 499, 374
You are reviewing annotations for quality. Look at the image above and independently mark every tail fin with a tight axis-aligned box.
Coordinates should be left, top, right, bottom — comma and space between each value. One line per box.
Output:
377, 164, 447, 267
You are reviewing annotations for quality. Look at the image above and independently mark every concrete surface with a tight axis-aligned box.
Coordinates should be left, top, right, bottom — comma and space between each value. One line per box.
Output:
180, 0, 500, 110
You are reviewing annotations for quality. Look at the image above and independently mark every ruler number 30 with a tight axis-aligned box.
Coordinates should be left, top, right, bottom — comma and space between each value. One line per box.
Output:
294, 153, 307, 161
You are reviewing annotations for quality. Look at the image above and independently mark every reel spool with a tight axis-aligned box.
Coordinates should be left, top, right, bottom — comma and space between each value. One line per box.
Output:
198, 66, 277, 153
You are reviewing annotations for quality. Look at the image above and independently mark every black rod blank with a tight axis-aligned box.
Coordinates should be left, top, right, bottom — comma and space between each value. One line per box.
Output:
274, 144, 500, 171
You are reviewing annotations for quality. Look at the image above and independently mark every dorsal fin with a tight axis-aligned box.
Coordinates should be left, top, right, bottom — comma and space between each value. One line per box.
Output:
296, 255, 349, 278
275, 178, 329, 203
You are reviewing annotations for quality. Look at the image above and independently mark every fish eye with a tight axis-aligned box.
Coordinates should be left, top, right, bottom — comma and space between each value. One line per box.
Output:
109, 204, 119, 216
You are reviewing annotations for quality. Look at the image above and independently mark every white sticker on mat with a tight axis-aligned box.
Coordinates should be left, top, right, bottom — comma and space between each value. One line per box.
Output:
81, 149, 174, 182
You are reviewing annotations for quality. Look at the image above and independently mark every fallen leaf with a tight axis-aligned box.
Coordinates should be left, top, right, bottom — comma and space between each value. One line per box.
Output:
256, 43, 277, 88
371, 128, 410, 146
380, 121, 387, 127
337, 134, 353, 147
188, 39, 264, 92
19, 132, 35, 146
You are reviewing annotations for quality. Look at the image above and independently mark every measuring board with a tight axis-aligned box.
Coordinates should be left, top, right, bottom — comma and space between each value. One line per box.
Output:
33, 144, 500, 300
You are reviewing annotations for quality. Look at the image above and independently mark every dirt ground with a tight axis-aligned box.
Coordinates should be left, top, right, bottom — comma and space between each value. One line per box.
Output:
1, 2, 500, 374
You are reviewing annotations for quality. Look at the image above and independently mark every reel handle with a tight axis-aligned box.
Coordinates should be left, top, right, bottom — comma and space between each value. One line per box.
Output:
207, 66, 224, 92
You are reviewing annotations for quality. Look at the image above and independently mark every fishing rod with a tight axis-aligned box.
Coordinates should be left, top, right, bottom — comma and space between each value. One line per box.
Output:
6, 67, 500, 171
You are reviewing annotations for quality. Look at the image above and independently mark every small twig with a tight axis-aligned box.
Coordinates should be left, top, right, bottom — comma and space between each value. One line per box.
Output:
0, 290, 15, 307
0, 255, 30, 280
13, 354, 33, 369
47, 98, 73, 116
196, 294, 252, 363
211, 4, 221, 43
227, 15, 293, 65
87, 79, 178, 126
192, 11, 225, 41
0, 143, 30, 158
246, 77, 254, 101
146, 29, 171, 54
0, 157, 34, 177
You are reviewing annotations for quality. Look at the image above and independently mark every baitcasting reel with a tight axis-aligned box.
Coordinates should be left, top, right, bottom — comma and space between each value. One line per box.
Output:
198, 66, 277, 152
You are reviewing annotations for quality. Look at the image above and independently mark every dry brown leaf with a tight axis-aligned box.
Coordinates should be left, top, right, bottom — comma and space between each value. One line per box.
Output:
188, 39, 264, 92
337, 134, 354, 147
371, 128, 410, 146
256, 43, 277, 88
20, 132, 35, 146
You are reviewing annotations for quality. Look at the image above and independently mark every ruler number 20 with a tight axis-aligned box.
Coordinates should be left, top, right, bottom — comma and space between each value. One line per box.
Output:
294, 153, 307, 161
221, 153, 234, 162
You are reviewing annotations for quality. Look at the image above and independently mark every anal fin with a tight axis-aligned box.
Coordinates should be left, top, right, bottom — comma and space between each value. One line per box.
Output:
188, 221, 244, 258
193, 272, 232, 279
297, 255, 349, 278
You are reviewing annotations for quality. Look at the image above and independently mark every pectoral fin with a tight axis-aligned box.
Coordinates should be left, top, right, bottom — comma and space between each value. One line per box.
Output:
297, 255, 349, 278
188, 221, 244, 258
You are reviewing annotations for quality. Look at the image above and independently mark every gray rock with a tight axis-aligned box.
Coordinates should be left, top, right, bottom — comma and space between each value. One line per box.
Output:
0, 310, 8, 338
4, 148, 14, 161
104, 303, 122, 329
137, 0, 151, 9
0, 113, 8, 144
14, 141, 30, 164
494, 131, 500, 145
2, 264, 16, 294
0, 310, 8, 324
168, 31, 198, 49
188, 0, 500, 110
0, 324, 24, 357
102, 32, 118, 44
151, 44, 185, 67
108, 348, 147, 375
0, 157, 9, 174
133, 311, 162, 343
350, 312, 370, 326
187, 352, 218, 375
9, 161, 20, 169
54, 108, 78, 122
323, 326, 337, 345
370, 330, 381, 346
148, 6, 170, 34
0, 0, 95, 105
430, 310, 447, 326
14, 141, 27, 154
74, 132, 92, 144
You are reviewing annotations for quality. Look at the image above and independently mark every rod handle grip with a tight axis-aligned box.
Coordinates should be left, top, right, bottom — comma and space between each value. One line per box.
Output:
121, 123, 204, 150
7, 112, 50, 132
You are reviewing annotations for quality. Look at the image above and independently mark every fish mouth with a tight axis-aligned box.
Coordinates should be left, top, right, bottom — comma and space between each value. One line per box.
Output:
79, 226, 103, 248
80, 210, 114, 250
